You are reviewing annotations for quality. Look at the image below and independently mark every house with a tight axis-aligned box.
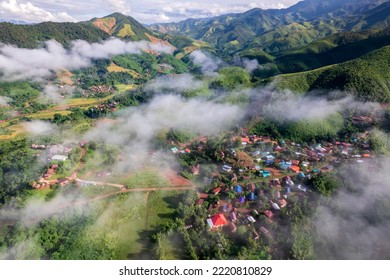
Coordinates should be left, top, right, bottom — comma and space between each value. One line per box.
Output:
261, 170, 271, 177
234, 185, 243, 193
198, 193, 209, 199
191, 164, 200, 175
297, 184, 308, 192
212, 187, 222, 195
279, 199, 287, 208
290, 165, 300, 173
222, 165, 232, 172
248, 183, 256, 192
252, 151, 261, 157
270, 178, 281, 187
280, 161, 292, 169
58, 179, 69, 187
247, 216, 256, 223
259, 226, 270, 235
95, 171, 112, 177
271, 202, 281, 211
248, 192, 256, 201
50, 155, 68, 162
222, 204, 231, 212
297, 172, 306, 179
264, 210, 274, 219
292, 160, 300, 166
230, 211, 237, 222
207, 213, 228, 228
238, 196, 246, 204
196, 199, 205, 206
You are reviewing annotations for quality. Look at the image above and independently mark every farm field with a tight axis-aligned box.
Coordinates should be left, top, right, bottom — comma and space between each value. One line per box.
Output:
60, 189, 190, 259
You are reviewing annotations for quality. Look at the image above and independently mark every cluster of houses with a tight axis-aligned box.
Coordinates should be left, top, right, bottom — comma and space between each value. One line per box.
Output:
88, 85, 115, 95
31, 143, 73, 163
185, 131, 374, 240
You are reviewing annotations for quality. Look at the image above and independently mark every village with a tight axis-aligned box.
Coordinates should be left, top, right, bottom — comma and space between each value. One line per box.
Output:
169, 127, 375, 243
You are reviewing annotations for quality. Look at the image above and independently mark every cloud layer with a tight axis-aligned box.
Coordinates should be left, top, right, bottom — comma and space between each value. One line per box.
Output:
314, 157, 390, 259
0, 39, 174, 80
0, 0, 301, 24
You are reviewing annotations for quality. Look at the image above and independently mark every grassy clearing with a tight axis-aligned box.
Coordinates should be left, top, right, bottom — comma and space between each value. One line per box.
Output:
107, 62, 141, 78
80, 185, 120, 198
119, 169, 172, 189
147, 190, 190, 259
117, 24, 136, 37
0, 123, 26, 140
115, 84, 137, 93
26, 110, 71, 119
56, 70, 74, 85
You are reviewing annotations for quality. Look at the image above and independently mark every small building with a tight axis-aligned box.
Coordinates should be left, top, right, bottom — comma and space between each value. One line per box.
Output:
50, 155, 68, 162
297, 184, 308, 192
261, 170, 271, 177
247, 216, 256, 223
248, 183, 256, 192
248, 192, 256, 201
259, 226, 270, 235
271, 202, 281, 211
191, 164, 200, 175
207, 213, 228, 229
279, 199, 287, 208
212, 187, 222, 195
290, 165, 300, 173
264, 210, 274, 219
230, 211, 237, 222
280, 161, 292, 169
222, 165, 232, 172
234, 185, 243, 193
196, 199, 205, 206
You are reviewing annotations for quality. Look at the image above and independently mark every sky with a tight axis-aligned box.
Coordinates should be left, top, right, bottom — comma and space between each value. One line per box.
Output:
0, 0, 301, 24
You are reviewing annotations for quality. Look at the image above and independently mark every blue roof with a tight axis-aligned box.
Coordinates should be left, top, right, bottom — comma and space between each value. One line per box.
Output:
234, 185, 243, 193
248, 192, 256, 200
239, 196, 245, 203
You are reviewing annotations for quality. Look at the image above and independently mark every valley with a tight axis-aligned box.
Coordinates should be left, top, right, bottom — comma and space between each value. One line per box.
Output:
1, 0, 390, 260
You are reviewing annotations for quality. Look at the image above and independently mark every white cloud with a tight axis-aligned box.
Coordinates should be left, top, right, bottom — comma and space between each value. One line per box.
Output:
145, 73, 204, 93
0, 1, 301, 24
0, 38, 174, 80
190, 50, 221, 76
23, 120, 58, 135
106, 0, 130, 15
0, 0, 76, 22
0, 95, 12, 105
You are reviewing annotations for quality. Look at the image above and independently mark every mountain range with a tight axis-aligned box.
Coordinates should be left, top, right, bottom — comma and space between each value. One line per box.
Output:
150, 0, 390, 54
1, 0, 390, 101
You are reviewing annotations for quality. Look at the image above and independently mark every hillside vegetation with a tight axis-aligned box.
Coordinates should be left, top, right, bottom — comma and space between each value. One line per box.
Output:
274, 45, 390, 102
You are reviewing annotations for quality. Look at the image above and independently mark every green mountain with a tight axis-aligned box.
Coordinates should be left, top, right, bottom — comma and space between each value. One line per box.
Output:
273, 27, 390, 73
90, 12, 152, 41
0, 21, 110, 48
150, 0, 390, 53
0, 13, 156, 49
274, 45, 390, 102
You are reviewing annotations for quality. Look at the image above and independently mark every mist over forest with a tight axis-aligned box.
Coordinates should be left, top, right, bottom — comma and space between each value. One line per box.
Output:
1, 0, 390, 260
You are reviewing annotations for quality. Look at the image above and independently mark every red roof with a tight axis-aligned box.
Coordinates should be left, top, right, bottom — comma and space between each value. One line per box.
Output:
212, 187, 222, 194
264, 210, 274, 219
211, 213, 228, 227
290, 165, 300, 173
